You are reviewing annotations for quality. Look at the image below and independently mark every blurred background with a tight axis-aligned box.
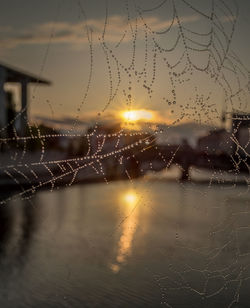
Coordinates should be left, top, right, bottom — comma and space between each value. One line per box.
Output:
0, 0, 250, 307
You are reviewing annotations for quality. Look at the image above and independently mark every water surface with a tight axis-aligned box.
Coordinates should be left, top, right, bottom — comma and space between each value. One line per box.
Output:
0, 180, 249, 307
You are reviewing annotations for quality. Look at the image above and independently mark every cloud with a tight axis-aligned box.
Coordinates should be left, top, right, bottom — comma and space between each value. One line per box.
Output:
220, 15, 237, 23
32, 108, 178, 132
0, 12, 234, 52
0, 14, 201, 50
34, 115, 88, 126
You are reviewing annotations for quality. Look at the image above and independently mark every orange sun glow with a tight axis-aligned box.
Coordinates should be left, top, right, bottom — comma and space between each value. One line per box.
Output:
121, 109, 153, 122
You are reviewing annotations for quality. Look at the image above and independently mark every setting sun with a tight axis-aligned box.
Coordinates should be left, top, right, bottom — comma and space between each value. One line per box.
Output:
121, 109, 153, 122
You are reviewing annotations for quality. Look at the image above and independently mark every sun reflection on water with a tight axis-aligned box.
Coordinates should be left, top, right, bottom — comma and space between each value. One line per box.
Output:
110, 190, 139, 274
123, 191, 137, 206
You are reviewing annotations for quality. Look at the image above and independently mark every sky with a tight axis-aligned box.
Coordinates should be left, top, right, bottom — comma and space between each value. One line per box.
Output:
0, 0, 250, 127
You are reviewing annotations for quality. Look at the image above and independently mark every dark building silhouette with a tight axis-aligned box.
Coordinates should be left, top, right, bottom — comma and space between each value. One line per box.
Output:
232, 112, 250, 157
0, 62, 51, 137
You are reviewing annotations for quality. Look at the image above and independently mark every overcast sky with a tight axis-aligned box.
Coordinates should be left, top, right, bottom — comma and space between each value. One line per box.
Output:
1, 0, 250, 126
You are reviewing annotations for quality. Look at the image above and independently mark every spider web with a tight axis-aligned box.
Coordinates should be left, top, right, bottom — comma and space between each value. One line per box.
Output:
0, 0, 250, 306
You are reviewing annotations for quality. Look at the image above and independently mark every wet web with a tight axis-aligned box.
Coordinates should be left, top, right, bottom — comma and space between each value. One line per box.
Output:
0, 0, 250, 306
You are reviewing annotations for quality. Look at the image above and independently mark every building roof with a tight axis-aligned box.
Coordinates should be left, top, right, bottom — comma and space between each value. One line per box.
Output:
0, 62, 51, 85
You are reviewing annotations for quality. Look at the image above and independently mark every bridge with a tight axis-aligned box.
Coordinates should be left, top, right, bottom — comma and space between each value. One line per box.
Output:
125, 144, 249, 181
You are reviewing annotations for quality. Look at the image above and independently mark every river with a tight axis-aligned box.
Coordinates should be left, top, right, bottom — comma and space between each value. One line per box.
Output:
0, 179, 249, 307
